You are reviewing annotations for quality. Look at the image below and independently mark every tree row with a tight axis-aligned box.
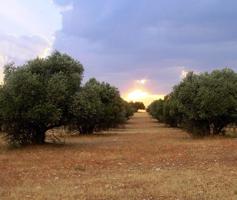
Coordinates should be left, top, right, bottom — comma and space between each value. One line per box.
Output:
148, 68, 237, 136
0, 52, 136, 145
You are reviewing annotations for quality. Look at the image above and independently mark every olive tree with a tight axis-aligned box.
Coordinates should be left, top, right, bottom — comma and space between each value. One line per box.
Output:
0, 51, 84, 145
147, 99, 164, 122
148, 68, 237, 136
70, 78, 133, 134
171, 72, 211, 135
147, 96, 181, 127
196, 69, 237, 134
70, 78, 103, 134
129, 102, 145, 112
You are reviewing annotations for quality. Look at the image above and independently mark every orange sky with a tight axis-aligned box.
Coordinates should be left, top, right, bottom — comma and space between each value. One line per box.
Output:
122, 79, 164, 106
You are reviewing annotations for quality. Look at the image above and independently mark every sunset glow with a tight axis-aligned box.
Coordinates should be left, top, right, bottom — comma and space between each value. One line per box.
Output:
136, 79, 147, 85
127, 89, 149, 101
124, 89, 164, 106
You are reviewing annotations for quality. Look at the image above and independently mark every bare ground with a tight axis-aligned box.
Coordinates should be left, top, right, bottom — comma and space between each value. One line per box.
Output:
1, 112, 237, 200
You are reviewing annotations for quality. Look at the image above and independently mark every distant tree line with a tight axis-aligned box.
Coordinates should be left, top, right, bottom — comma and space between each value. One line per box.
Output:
0, 52, 135, 145
147, 69, 237, 136
129, 101, 146, 112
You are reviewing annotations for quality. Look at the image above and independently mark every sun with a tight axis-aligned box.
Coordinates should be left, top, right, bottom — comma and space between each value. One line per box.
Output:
124, 89, 165, 106
127, 89, 148, 102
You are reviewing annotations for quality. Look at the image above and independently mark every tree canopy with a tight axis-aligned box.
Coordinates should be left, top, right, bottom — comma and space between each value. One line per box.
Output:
70, 78, 134, 134
148, 68, 237, 136
0, 52, 134, 145
0, 51, 84, 145
129, 101, 146, 112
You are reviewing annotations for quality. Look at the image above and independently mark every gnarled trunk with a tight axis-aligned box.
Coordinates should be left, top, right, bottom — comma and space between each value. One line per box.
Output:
213, 125, 225, 135
79, 124, 95, 134
33, 129, 46, 144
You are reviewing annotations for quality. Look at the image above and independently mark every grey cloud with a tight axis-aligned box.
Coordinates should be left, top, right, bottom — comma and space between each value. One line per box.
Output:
54, 0, 237, 93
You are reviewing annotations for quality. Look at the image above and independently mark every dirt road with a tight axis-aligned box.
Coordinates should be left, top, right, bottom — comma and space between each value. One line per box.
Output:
0, 112, 237, 199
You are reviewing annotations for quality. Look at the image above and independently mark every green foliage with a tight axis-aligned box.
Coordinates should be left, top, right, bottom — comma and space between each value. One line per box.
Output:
148, 68, 237, 136
0, 51, 134, 145
70, 78, 104, 134
123, 101, 136, 119
196, 69, 237, 134
147, 99, 164, 122
162, 94, 182, 127
147, 95, 181, 127
0, 51, 84, 145
129, 101, 145, 112
70, 78, 134, 134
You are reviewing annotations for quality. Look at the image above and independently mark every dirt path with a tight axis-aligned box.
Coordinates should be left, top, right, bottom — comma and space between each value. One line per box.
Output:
1, 112, 237, 200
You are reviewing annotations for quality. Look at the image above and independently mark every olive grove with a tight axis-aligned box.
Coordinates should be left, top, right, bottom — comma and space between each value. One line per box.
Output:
0, 52, 134, 145
148, 69, 237, 136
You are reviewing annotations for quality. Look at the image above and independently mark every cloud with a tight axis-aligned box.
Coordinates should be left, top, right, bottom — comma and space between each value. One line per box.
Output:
2, 0, 237, 96
179, 70, 187, 79
0, 35, 52, 63
0, 0, 63, 69
53, 0, 237, 95
136, 79, 147, 85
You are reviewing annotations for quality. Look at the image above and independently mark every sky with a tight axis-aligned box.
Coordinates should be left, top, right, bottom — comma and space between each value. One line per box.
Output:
1, 0, 237, 104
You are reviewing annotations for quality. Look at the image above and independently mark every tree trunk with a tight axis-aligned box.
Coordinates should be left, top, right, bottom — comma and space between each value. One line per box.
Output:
34, 129, 46, 144
79, 125, 95, 134
213, 125, 224, 135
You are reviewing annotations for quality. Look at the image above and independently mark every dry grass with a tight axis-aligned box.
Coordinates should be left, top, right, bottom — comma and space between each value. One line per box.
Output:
1, 113, 237, 200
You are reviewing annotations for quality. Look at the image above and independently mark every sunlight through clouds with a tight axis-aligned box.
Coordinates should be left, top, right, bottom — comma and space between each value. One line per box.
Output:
181, 69, 188, 79
127, 89, 148, 101
124, 90, 164, 106
123, 78, 164, 106
136, 79, 147, 85
53, 0, 237, 95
